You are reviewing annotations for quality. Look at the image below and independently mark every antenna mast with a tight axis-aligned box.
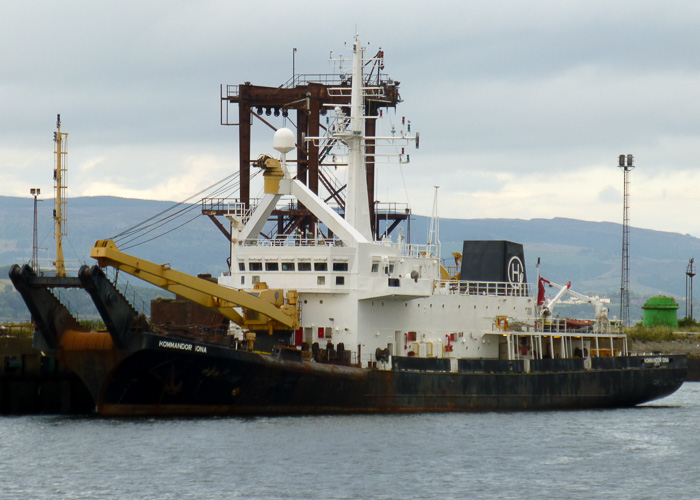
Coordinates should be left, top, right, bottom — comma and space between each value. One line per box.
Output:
618, 154, 634, 327
53, 114, 68, 278
343, 36, 372, 239
427, 186, 440, 258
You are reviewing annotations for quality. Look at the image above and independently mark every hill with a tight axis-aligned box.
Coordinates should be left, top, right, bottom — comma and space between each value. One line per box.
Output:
2, 195, 699, 322
0, 195, 230, 276
412, 216, 700, 298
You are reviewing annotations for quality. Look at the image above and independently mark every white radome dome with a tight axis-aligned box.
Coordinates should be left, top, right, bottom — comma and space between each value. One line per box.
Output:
273, 128, 295, 153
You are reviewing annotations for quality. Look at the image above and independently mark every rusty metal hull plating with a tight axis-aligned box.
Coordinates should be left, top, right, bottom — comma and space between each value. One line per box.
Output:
9, 263, 687, 417
90, 332, 686, 417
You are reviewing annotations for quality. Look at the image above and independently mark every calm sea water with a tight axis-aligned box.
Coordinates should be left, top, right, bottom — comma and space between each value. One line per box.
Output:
1, 383, 698, 500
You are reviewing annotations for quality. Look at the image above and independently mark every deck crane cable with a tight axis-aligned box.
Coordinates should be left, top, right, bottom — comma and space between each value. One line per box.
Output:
115, 183, 236, 248
123, 173, 257, 250
120, 213, 203, 250
115, 203, 203, 248
110, 171, 239, 241
111, 170, 254, 248
111, 169, 261, 249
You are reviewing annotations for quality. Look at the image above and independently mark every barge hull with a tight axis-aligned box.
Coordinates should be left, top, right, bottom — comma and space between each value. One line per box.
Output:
90, 333, 687, 416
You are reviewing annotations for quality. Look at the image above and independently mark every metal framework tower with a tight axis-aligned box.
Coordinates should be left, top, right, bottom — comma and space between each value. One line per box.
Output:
618, 154, 634, 326
53, 114, 68, 277
217, 50, 407, 243
686, 258, 695, 320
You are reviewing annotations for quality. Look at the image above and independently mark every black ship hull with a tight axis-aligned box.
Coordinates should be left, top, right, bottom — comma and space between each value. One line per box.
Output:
10, 264, 687, 417
93, 332, 686, 416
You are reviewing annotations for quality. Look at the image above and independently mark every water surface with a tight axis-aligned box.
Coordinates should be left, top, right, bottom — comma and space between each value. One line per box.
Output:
1, 384, 698, 499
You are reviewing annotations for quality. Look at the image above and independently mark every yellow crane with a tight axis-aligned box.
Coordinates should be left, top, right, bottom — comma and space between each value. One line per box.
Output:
90, 239, 299, 332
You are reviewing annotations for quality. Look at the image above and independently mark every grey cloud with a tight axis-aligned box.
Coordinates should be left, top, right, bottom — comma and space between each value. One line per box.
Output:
598, 186, 621, 203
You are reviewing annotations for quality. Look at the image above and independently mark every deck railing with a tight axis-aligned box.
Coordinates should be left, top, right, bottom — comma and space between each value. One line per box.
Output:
242, 238, 341, 247
435, 279, 531, 297
200, 197, 257, 219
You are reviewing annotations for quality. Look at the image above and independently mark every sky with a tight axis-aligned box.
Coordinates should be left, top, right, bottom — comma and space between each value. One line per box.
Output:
3, 0, 700, 237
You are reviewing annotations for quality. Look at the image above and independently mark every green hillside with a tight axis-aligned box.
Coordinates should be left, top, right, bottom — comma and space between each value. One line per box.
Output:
2, 195, 698, 322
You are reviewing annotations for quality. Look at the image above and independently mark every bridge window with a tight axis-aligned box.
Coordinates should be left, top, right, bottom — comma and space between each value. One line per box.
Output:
336, 276, 345, 285
282, 262, 295, 271
238, 262, 245, 271
314, 262, 328, 271
265, 262, 279, 271
371, 263, 379, 273
249, 262, 262, 271
333, 262, 348, 272
298, 262, 312, 271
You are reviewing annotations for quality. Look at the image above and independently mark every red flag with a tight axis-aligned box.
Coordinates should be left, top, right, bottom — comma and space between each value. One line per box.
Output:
537, 277, 546, 306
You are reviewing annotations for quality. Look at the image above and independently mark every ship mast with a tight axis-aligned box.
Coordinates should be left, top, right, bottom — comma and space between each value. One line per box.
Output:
427, 186, 440, 257
53, 114, 68, 277
343, 36, 372, 240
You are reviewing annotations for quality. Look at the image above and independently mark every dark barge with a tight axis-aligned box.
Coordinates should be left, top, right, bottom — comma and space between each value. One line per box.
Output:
8, 263, 687, 416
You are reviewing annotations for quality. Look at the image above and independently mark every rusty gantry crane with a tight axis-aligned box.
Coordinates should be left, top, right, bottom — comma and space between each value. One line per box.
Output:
207, 49, 409, 244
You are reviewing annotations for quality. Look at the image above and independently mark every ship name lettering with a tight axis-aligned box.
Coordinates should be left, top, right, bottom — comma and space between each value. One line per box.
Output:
643, 356, 669, 366
158, 340, 193, 351
195, 345, 208, 353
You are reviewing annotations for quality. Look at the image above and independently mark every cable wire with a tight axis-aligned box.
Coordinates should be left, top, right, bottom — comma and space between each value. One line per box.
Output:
110, 170, 253, 250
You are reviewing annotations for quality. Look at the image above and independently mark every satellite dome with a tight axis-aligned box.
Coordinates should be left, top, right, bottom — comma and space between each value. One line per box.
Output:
273, 128, 295, 153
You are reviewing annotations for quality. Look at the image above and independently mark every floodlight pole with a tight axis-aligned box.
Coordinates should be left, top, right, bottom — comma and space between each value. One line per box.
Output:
619, 154, 634, 327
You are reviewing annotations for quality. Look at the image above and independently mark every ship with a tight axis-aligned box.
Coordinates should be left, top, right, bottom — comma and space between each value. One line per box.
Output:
10, 38, 686, 416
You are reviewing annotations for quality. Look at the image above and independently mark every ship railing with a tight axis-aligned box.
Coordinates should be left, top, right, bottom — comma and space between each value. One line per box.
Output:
534, 317, 623, 336
282, 73, 397, 89
375, 201, 410, 216
242, 238, 342, 248
435, 279, 531, 297
401, 243, 440, 259
28, 258, 85, 277
326, 86, 387, 99
222, 85, 238, 99
497, 329, 628, 360
201, 197, 258, 219
284, 74, 348, 88
223, 76, 396, 98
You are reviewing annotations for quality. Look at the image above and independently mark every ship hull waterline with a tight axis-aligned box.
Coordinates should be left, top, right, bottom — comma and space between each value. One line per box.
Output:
56, 332, 687, 417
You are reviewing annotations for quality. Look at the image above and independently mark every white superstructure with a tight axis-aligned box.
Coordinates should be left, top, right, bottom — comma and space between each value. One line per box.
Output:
219, 37, 624, 367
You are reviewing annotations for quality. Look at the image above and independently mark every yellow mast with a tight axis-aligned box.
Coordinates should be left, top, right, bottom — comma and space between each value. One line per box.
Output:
53, 114, 68, 277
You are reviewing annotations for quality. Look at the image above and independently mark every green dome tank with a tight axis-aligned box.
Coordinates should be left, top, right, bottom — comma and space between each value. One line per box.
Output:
641, 296, 679, 328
